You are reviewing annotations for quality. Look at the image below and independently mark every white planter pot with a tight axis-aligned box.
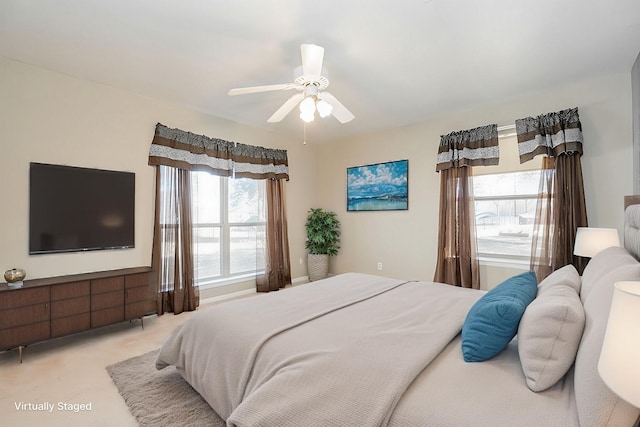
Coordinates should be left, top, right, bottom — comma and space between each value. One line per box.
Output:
307, 254, 329, 281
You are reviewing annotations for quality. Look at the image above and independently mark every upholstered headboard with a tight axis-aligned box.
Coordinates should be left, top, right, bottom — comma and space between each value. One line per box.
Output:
624, 195, 640, 260
573, 196, 640, 426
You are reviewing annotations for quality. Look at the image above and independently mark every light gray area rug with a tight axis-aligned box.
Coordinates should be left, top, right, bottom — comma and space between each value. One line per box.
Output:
107, 349, 225, 427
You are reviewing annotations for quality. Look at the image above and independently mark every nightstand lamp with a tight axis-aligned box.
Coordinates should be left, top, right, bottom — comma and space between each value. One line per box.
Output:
573, 227, 620, 258
598, 281, 640, 409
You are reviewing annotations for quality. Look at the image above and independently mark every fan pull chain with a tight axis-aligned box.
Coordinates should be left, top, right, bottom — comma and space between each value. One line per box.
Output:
303, 122, 307, 145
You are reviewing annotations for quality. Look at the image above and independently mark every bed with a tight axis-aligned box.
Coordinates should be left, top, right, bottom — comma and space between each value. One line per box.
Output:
156, 204, 640, 427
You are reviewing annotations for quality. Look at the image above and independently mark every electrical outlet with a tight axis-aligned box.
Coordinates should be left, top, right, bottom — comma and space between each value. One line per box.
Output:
299, 257, 303, 265
377, 262, 383, 271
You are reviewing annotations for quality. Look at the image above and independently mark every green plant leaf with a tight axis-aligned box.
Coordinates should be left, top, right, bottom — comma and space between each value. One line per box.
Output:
305, 208, 341, 255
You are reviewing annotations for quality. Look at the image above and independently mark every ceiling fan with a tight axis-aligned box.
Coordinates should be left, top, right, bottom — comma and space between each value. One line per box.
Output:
228, 44, 354, 124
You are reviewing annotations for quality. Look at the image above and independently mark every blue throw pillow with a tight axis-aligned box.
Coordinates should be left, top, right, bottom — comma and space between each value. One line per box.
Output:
462, 271, 538, 362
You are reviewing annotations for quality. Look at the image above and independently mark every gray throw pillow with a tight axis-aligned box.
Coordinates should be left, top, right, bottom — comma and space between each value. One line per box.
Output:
518, 284, 585, 392
537, 264, 581, 295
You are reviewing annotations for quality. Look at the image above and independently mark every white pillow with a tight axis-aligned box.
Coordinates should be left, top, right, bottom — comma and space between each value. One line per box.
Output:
518, 284, 585, 392
537, 264, 581, 294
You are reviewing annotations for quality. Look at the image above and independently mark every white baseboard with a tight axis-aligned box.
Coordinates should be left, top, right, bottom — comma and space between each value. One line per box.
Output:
200, 275, 309, 305
292, 275, 309, 285
200, 288, 257, 305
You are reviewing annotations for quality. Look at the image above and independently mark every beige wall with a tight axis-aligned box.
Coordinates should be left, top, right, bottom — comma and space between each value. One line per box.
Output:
0, 57, 316, 282
316, 73, 633, 289
633, 51, 640, 194
2, 57, 632, 291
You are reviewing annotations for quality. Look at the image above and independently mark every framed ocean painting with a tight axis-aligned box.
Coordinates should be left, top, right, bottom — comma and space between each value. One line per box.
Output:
347, 160, 408, 211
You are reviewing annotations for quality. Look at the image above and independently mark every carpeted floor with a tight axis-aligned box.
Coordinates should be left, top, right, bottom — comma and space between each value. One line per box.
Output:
106, 349, 225, 427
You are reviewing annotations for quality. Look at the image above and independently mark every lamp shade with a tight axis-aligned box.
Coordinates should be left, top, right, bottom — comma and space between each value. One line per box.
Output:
316, 99, 333, 118
573, 227, 620, 257
299, 111, 314, 123
598, 281, 640, 408
299, 96, 316, 114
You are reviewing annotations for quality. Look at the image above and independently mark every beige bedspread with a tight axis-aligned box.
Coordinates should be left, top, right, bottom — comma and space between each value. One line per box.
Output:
156, 273, 482, 427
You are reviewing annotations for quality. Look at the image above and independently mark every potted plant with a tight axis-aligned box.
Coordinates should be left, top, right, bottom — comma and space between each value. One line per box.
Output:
305, 208, 341, 281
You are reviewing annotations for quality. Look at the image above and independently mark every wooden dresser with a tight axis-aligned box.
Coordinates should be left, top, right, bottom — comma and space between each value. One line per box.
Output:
0, 267, 156, 362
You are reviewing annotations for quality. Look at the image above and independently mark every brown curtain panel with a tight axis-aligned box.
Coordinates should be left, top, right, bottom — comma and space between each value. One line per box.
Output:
152, 166, 199, 315
433, 166, 480, 289
555, 154, 588, 274
530, 157, 555, 280
256, 179, 291, 292
517, 107, 588, 281
434, 124, 497, 289
530, 156, 588, 280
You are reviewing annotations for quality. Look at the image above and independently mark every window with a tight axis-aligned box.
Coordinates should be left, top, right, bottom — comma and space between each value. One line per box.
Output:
191, 172, 266, 287
474, 171, 540, 258
473, 132, 542, 260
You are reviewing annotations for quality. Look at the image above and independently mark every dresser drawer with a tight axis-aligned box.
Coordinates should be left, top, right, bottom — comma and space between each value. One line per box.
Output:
91, 276, 124, 294
0, 320, 50, 349
125, 286, 154, 303
92, 290, 124, 311
51, 281, 90, 301
91, 306, 124, 328
51, 296, 90, 319
125, 300, 156, 320
51, 313, 90, 338
125, 272, 151, 289
0, 287, 49, 310
0, 303, 49, 329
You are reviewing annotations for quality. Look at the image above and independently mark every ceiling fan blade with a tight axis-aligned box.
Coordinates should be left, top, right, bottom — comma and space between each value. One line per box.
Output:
267, 93, 305, 123
301, 44, 324, 78
319, 92, 354, 123
228, 83, 297, 96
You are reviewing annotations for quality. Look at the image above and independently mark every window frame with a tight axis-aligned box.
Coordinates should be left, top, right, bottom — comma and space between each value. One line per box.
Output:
191, 173, 266, 288
472, 131, 542, 264
473, 177, 539, 261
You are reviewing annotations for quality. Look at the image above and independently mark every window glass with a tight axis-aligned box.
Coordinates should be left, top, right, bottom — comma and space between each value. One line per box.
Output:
473, 171, 540, 258
228, 178, 265, 223
188, 173, 265, 286
229, 225, 265, 274
473, 170, 540, 197
193, 226, 221, 278
472, 132, 543, 259
191, 171, 221, 224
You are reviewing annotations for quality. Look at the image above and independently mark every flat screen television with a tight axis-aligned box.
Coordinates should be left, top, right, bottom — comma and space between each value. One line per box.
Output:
29, 162, 135, 254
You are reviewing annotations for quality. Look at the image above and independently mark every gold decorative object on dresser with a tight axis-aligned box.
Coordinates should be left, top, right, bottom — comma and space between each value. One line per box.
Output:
0, 267, 156, 363
4, 268, 26, 288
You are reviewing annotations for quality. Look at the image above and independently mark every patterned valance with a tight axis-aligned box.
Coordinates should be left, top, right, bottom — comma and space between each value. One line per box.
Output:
436, 124, 499, 172
149, 123, 234, 176
515, 107, 583, 164
148, 123, 289, 180
233, 143, 289, 180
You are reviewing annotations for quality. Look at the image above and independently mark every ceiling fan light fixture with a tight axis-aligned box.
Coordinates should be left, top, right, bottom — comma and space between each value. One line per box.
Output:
300, 110, 315, 123
228, 44, 353, 124
299, 96, 316, 115
316, 99, 333, 118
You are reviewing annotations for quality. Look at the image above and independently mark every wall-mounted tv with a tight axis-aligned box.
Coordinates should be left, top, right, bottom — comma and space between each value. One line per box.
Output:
29, 162, 135, 254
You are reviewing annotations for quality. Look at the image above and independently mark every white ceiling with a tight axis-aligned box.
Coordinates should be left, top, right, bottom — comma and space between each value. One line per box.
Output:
1, 0, 640, 144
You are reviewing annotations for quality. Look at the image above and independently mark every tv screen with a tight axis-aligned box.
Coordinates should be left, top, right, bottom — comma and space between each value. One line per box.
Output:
29, 163, 135, 254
